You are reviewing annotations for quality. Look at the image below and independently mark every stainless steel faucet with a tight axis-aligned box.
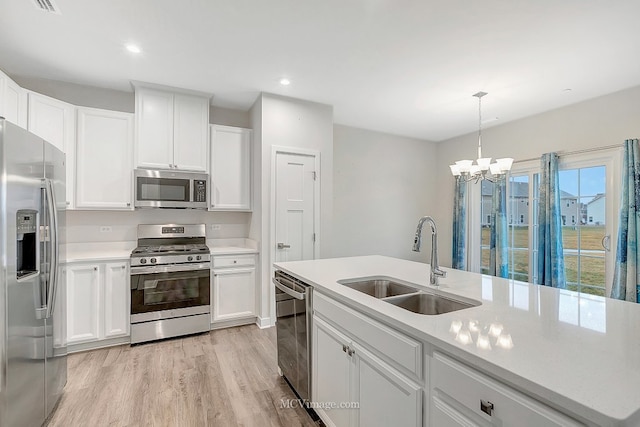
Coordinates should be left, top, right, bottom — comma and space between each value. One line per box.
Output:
413, 216, 446, 286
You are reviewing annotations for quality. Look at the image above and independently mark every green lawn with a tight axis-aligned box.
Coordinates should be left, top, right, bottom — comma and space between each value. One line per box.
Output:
481, 225, 606, 295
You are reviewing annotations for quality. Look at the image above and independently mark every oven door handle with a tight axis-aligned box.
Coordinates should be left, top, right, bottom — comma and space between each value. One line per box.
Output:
273, 277, 306, 300
130, 262, 211, 275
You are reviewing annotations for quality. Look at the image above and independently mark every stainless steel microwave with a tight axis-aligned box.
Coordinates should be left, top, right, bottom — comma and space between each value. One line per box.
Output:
134, 169, 208, 209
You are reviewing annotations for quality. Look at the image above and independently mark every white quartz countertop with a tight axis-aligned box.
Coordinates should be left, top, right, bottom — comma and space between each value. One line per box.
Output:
63, 241, 136, 262
274, 255, 640, 427
62, 238, 258, 263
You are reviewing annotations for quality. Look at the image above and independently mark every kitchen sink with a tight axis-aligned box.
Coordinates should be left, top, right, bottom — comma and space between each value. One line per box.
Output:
383, 293, 478, 315
338, 277, 418, 298
337, 276, 480, 315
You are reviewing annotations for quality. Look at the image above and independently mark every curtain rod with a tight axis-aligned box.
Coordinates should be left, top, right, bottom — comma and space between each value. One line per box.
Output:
513, 143, 623, 164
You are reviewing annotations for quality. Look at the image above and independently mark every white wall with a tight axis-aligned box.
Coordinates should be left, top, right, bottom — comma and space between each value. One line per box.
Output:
435, 85, 640, 267
333, 125, 438, 262
250, 93, 333, 326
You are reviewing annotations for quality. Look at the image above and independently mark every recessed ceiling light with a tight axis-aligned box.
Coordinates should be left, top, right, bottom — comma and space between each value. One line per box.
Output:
126, 44, 142, 54
279, 78, 291, 86
563, 88, 572, 92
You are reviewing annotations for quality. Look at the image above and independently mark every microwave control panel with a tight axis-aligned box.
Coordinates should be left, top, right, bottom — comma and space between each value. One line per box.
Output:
194, 180, 207, 202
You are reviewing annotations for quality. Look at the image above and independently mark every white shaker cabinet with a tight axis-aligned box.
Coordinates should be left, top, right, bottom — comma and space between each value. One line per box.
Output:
75, 107, 134, 210
103, 262, 130, 338
135, 87, 209, 172
0, 70, 27, 127
66, 263, 101, 344
430, 352, 581, 427
312, 294, 423, 427
65, 260, 130, 349
27, 91, 76, 208
209, 125, 252, 211
313, 317, 354, 427
211, 254, 256, 323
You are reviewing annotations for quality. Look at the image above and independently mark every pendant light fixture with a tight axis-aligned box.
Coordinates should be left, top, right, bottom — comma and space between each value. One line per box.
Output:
449, 92, 513, 182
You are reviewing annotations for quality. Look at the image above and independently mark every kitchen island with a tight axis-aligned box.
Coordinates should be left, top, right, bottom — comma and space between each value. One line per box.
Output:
274, 255, 640, 427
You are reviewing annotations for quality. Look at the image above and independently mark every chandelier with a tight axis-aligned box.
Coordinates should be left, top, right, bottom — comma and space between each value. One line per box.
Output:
449, 92, 513, 182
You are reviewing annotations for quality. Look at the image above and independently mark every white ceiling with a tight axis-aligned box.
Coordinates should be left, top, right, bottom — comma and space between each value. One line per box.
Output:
1, 0, 640, 141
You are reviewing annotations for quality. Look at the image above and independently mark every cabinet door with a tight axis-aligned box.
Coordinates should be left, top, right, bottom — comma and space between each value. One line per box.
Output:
66, 264, 100, 344
76, 107, 134, 209
212, 267, 256, 321
210, 125, 251, 210
353, 342, 422, 427
135, 88, 174, 169
27, 91, 76, 208
103, 262, 130, 338
313, 317, 353, 427
173, 93, 208, 171
0, 71, 27, 128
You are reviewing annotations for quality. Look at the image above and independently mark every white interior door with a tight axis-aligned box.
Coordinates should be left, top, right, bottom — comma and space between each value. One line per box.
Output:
275, 152, 316, 262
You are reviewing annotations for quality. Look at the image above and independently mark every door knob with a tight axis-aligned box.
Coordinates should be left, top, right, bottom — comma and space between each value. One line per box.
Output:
277, 243, 291, 249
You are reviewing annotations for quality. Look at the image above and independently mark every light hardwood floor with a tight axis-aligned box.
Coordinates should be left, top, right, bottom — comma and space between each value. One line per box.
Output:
47, 325, 320, 427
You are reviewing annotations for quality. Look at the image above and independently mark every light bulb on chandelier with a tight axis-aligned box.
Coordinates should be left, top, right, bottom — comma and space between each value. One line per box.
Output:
449, 92, 513, 182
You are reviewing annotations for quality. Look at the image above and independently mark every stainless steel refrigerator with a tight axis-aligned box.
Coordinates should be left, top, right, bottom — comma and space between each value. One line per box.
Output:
0, 118, 67, 426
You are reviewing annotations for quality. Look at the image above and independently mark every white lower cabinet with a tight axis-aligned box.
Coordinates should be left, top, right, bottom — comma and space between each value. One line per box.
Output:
211, 254, 256, 323
312, 295, 422, 427
65, 260, 130, 348
313, 318, 353, 427
430, 352, 582, 427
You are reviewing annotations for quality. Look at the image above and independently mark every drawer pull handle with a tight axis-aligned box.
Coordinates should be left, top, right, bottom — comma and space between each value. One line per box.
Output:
480, 400, 494, 416
342, 344, 348, 353
347, 348, 355, 357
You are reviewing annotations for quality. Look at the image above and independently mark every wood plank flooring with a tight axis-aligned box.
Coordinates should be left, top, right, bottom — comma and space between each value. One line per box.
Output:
47, 325, 320, 427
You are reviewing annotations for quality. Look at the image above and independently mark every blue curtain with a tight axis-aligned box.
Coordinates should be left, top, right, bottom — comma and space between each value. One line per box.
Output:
536, 152, 566, 288
490, 179, 508, 278
452, 176, 467, 270
611, 139, 640, 302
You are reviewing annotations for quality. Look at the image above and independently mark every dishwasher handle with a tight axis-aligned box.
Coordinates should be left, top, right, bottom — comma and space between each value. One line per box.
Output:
273, 277, 306, 300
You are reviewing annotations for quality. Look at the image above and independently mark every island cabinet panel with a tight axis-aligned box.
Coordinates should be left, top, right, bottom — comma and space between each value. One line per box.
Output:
430, 352, 583, 427
312, 293, 422, 427
313, 317, 353, 427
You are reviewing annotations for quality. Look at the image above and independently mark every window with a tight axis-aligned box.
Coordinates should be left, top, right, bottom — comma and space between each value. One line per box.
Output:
474, 149, 617, 297
480, 180, 493, 274
559, 166, 607, 296
507, 175, 530, 282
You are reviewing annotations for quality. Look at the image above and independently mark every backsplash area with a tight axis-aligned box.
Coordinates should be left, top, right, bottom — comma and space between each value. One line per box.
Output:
65, 210, 251, 243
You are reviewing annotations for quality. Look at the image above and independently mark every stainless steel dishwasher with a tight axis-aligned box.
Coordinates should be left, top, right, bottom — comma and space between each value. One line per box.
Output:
273, 270, 313, 402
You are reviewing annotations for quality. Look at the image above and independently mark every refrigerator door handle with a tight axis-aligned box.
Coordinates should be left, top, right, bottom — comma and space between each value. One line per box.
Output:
44, 178, 59, 319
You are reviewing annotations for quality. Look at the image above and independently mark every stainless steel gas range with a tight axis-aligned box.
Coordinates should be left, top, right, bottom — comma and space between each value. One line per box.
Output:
130, 224, 211, 344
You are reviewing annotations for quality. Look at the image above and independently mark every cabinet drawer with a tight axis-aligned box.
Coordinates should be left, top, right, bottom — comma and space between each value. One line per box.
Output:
314, 292, 422, 379
431, 352, 582, 427
212, 254, 255, 268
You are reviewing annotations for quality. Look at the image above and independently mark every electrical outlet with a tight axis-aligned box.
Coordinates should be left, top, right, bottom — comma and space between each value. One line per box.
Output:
100, 226, 112, 233
211, 224, 221, 231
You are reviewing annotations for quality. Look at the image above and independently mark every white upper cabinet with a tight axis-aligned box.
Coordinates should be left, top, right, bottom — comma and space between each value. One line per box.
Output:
135, 87, 209, 172
27, 91, 76, 208
0, 70, 27, 128
173, 94, 209, 171
76, 107, 134, 210
209, 125, 252, 210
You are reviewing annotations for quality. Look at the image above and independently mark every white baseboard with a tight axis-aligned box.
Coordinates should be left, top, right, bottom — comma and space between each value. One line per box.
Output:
68, 335, 130, 354
210, 316, 256, 330
256, 316, 274, 329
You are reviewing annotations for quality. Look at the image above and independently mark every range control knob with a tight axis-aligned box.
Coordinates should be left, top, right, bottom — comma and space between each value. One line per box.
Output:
150, 258, 157, 264
196, 255, 202, 261
187, 256, 194, 261
140, 258, 147, 264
